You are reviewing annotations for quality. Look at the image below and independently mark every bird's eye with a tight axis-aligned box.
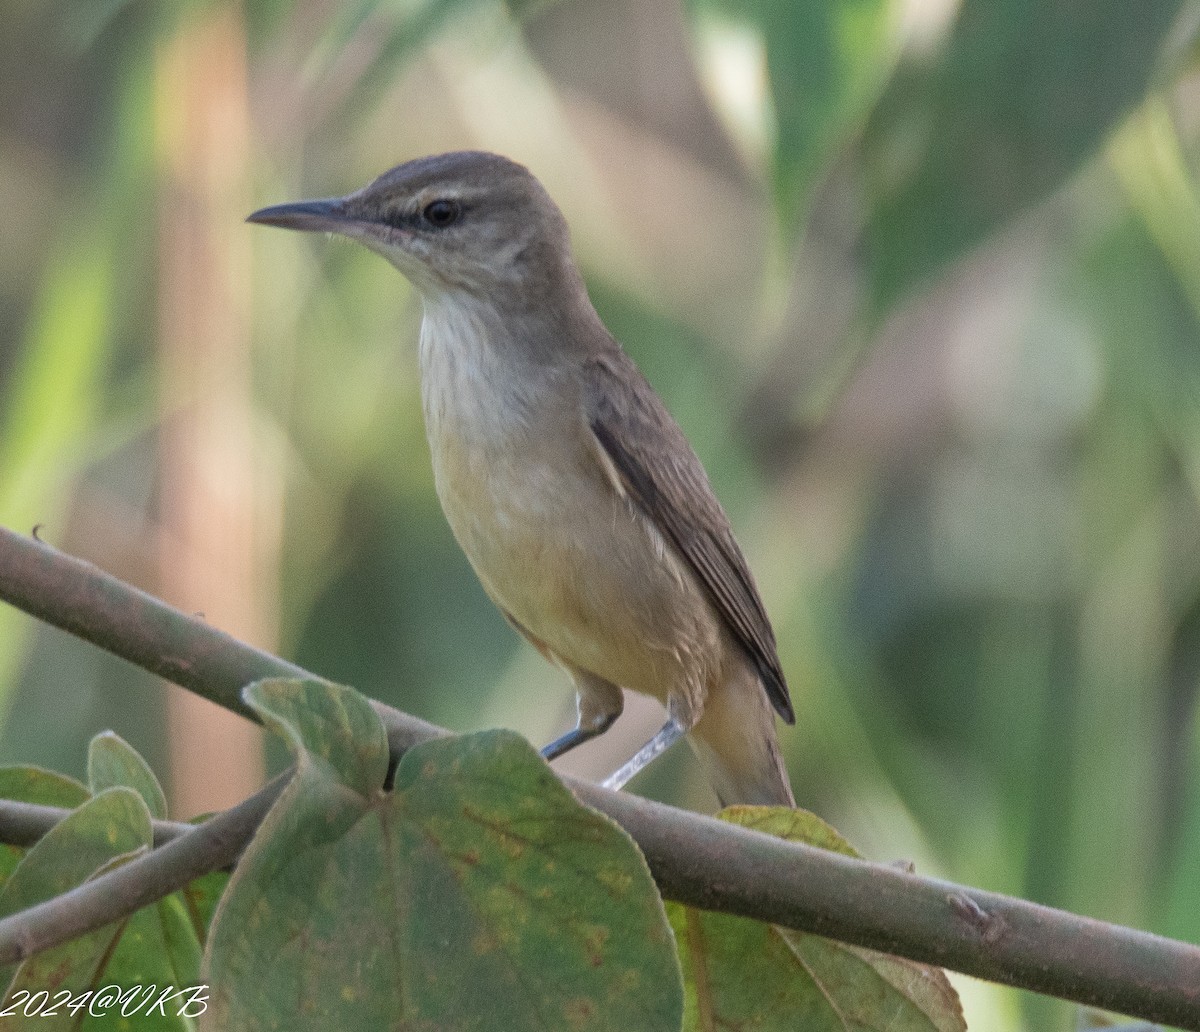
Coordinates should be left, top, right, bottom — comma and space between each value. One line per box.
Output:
422, 199, 460, 228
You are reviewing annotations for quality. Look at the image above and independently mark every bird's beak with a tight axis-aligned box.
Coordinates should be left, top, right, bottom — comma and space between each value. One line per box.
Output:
246, 198, 354, 234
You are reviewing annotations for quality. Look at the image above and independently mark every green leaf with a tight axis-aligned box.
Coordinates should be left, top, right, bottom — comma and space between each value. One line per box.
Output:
0, 787, 150, 1001
206, 677, 681, 1031
180, 869, 229, 946
866, 0, 1185, 310
88, 731, 168, 819
0, 787, 148, 922
0, 767, 92, 893
668, 807, 964, 1032
0, 786, 208, 1029
0, 767, 91, 809
5, 896, 205, 1031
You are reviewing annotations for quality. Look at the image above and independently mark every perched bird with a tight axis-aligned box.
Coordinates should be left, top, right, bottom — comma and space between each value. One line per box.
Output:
248, 151, 795, 806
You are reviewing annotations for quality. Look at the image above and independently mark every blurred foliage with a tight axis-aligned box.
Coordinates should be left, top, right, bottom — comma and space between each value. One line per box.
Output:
1, 0, 1200, 1028
865, 0, 1185, 310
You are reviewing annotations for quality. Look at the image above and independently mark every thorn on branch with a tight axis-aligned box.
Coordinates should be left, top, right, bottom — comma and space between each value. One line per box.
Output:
30, 524, 44, 541
948, 892, 1007, 944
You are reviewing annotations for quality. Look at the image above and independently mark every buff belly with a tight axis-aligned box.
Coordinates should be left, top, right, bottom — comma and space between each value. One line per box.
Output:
430, 422, 721, 722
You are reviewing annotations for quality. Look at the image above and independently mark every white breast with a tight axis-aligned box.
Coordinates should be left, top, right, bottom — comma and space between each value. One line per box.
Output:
419, 294, 528, 447
417, 294, 559, 573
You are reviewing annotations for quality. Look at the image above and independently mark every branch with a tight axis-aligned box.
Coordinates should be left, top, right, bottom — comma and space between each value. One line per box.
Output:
0, 798, 193, 849
0, 525, 445, 754
2, 524, 1199, 1028
0, 773, 288, 962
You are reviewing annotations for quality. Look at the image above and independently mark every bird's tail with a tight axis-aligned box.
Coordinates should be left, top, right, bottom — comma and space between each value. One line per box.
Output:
686, 665, 795, 807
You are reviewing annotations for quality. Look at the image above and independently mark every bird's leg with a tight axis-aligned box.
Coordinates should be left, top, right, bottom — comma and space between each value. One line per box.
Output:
602, 717, 687, 792
541, 711, 619, 761
541, 670, 624, 762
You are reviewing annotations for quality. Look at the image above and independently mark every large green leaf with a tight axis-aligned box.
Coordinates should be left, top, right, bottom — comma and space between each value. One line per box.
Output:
668, 807, 964, 1032
205, 678, 681, 1031
867, 0, 1185, 310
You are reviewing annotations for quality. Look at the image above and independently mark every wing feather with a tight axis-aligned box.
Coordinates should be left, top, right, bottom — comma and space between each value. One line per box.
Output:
584, 351, 794, 724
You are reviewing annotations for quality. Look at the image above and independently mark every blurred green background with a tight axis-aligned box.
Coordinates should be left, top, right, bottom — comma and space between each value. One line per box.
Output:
2, 0, 1200, 1027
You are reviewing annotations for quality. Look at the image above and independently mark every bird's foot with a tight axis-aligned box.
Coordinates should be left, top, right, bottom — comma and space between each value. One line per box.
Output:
601, 718, 686, 791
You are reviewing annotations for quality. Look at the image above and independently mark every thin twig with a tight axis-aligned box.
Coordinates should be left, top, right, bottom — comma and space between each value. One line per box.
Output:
1, 525, 1199, 1027
0, 799, 192, 849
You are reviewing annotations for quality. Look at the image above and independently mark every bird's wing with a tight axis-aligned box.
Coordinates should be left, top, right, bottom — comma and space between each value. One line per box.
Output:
583, 349, 794, 724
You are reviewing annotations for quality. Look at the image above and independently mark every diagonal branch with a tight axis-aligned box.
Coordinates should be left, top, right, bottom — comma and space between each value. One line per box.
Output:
0, 524, 446, 754
1, 524, 1199, 1028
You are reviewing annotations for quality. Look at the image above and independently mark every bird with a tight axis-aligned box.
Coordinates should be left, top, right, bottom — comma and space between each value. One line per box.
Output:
248, 151, 795, 806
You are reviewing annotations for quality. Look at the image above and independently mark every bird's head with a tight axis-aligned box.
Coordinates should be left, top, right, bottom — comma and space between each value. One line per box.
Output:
248, 151, 575, 302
